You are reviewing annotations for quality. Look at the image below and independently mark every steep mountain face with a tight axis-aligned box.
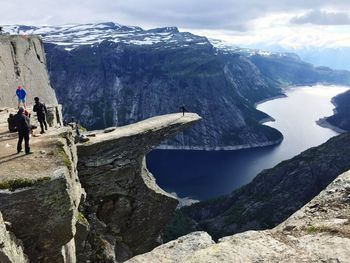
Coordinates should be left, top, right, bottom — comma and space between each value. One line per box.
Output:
0, 36, 57, 107
4, 23, 350, 149
179, 132, 350, 240
45, 40, 285, 150
325, 89, 350, 131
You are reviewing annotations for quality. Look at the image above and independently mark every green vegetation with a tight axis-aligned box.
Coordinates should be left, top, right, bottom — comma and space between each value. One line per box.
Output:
76, 212, 89, 225
89, 232, 110, 261
58, 147, 72, 170
305, 225, 340, 235
162, 210, 196, 243
0, 177, 51, 191
79, 125, 88, 132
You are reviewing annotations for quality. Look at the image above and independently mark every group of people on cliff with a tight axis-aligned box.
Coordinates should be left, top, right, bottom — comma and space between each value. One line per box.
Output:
8, 86, 48, 154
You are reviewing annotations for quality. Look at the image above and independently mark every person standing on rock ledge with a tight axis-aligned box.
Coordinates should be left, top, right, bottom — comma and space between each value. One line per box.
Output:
15, 86, 27, 109
13, 107, 32, 155
33, 97, 48, 134
180, 105, 189, 116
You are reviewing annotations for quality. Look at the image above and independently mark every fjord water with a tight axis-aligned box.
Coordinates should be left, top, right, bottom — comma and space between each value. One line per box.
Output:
147, 85, 349, 200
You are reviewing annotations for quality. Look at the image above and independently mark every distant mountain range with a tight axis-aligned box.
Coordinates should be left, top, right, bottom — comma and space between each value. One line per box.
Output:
4, 22, 350, 149
239, 42, 350, 71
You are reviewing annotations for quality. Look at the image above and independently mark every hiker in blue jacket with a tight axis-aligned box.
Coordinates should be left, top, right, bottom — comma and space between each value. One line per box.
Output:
15, 86, 27, 109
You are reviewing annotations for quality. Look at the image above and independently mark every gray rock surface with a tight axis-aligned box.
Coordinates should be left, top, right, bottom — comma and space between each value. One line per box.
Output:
0, 128, 83, 262
76, 113, 201, 262
0, 212, 28, 263
127, 169, 350, 262
0, 33, 202, 263
0, 36, 58, 108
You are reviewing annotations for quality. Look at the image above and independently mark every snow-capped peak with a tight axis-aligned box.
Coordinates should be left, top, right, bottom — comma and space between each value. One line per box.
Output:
3, 22, 208, 51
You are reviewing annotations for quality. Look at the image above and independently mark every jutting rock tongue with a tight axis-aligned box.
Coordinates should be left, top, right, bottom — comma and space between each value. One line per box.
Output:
76, 113, 201, 262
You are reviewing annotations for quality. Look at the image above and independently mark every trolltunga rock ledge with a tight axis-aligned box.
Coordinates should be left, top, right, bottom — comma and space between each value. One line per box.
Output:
75, 113, 202, 262
78, 113, 201, 165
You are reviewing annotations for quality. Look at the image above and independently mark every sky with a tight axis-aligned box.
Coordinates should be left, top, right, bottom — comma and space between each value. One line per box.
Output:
2, 0, 350, 50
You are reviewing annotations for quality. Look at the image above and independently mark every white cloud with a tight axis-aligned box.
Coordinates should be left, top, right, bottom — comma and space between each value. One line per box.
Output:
291, 10, 350, 25
1, 0, 350, 49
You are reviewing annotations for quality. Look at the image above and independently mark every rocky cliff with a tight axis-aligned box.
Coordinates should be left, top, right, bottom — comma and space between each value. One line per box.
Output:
75, 113, 201, 262
0, 35, 201, 262
44, 36, 283, 150
0, 36, 57, 107
4, 24, 350, 150
0, 115, 83, 262
8, 22, 348, 150
176, 132, 350, 240
0, 109, 200, 263
127, 168, 350, 262
0, 212, 28, 263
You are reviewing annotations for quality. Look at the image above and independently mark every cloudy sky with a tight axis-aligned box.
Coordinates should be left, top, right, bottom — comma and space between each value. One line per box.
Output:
2, 0, 350, 49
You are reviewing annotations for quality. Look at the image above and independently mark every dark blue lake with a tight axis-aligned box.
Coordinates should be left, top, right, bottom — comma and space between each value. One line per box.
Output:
146, 86, 348, 201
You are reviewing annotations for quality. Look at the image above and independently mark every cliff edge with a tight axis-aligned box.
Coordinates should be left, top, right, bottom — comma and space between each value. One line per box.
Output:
0, 34, 202, 262
0, 110, 201, 262
76, 113, 201, 262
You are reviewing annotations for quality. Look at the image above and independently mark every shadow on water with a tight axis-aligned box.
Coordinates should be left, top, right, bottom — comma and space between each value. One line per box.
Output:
147, 144, 282, 200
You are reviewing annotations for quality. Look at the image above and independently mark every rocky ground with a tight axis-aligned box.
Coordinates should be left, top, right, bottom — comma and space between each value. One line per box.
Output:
0, 108, 66, 183
127, 169, 350, 262
0, 108, 202, 262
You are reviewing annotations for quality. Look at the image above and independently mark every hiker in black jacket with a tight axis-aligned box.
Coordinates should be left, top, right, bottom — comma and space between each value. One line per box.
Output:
13, 107, 32, 154
33, 97, 48, 134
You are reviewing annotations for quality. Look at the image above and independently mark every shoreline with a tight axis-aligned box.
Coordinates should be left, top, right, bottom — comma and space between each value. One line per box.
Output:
156, 138, 283, 151
254, 94, 287, 108
156, 93, 288, 152
259, 116, 276, 124
316, 117, 346, 134
315, 90, 348, 134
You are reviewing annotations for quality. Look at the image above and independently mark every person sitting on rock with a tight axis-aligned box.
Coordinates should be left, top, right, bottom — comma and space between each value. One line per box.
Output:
13, 107, 32, 154
33, 97, 48, 134
7, 114, 17, 133
15, 86, 27, 109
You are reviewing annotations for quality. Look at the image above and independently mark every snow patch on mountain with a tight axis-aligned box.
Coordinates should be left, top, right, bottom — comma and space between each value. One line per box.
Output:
3, 22, 208, 50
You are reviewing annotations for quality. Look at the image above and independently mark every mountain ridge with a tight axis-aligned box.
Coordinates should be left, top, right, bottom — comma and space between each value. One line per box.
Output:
4, 22, 350, 149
